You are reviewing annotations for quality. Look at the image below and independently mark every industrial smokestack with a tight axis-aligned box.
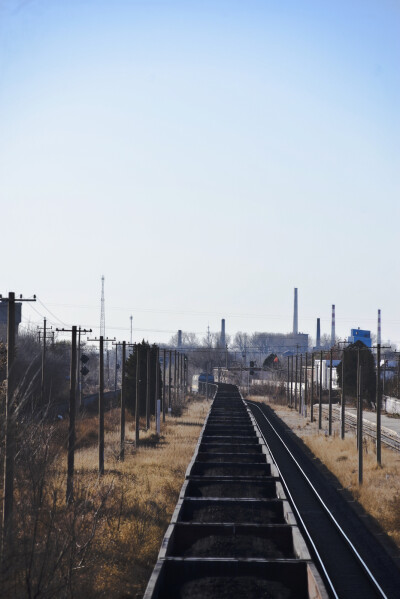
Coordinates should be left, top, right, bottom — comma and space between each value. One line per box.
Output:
293, 288, 298, 335
177, 329, 182, 349
331, 305, 336, 346
377, 309, 381, 345
220, 319, 226, 348
316, 318, 321, 349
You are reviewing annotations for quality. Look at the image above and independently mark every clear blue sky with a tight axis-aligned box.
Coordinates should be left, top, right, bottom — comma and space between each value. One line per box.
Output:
1, 0, 399, 346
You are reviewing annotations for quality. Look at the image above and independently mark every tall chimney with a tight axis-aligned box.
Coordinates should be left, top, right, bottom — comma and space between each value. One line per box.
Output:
220, 319, 226, 348
377, 309, 381, 345
177, 329, 182, 349
331, 305, 336, 346
316, 318, 321, 349
293, 288, 298, 335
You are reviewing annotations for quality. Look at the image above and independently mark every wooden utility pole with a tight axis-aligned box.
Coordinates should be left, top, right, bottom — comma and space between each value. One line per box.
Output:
67, 326, 77, 502
376, 343, 381, 465
2, 293, 16, 546
328, 348, 333, 435
2, 293, 36, 553
294, 353, 298, 410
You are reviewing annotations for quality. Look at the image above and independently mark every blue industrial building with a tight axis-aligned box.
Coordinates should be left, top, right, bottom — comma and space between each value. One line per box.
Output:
348, 328, 372, 348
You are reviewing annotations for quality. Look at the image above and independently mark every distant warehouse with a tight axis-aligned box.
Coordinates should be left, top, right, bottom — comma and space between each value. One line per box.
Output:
251, 332, 309, 356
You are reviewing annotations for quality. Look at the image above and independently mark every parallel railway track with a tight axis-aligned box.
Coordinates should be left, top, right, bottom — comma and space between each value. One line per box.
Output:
316, 404, 400, 452
247, 399, 400, 598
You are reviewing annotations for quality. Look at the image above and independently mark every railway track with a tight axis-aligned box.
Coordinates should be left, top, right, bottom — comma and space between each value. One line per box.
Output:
317, 405, 400, 452
143, 385, 400, 598
247, 399, 400, 599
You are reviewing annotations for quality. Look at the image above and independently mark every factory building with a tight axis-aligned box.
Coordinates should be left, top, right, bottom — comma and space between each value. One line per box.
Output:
348, 328, 372, 348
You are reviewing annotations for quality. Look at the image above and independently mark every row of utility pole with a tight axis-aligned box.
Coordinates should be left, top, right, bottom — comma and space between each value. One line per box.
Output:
0, 294, 188, 549
286, 345, 384, 484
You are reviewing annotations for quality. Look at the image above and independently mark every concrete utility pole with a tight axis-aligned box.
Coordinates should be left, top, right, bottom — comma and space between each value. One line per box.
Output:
162, 349, 166, 422
341, 350, 346, 439
2, 292, 36, 553
287, 357, 290, 406
136, 346, 141, 446
299, 354, 302, 415
290, 354, 294, 407
112, 341, 129, 461
318, 350, 323, 430
67, 326, 77, 502
146, 346, 151, 430
174, 351, 177, 405
310, 353, 314, 423
304, 352, 308, 418
114, 344, 118, 401
37, 317, 52, 406
121, 342, 126, 460
357, 348, 363, 484
77, 327, 81, 408
87, 335, 114, 475
376, 343, 381, 465
99, 336, 105, 475
155, 346, 160, 435
329, 348, 333, 435
168, 350, 172, 413
356, 348, 361, 451
58, 326, 91, 500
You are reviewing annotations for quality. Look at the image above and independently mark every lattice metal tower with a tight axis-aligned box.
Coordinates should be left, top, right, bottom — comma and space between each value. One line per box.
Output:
100, 275, 105, 338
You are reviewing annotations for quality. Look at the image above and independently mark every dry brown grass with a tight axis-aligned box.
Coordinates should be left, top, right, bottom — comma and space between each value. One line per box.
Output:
1, 396, 210, 598
72, 398, 209, 598
250, 395, 400, 549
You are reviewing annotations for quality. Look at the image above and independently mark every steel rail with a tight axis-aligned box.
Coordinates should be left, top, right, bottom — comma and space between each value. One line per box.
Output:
246, 399, 388, 599
318, 405, 400, 452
